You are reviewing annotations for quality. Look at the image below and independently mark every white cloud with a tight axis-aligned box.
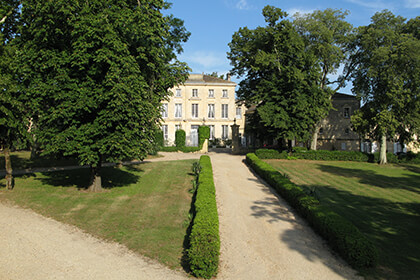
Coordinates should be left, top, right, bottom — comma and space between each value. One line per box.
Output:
346, 0, 395, 10
182, 51, 227, 69
287, 8, 314, 17
236, 0, 250, 10
405, 0, 420, 8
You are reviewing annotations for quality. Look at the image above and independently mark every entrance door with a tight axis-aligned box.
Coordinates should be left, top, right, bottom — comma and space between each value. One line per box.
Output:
191, 125, 199, 147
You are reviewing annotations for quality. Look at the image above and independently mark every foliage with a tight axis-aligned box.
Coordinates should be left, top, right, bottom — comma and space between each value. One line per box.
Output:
228, 6, 330, 143
155, 130, 164, 148
255, 149, 288, 159
246, 153, 378, 268
175, 129, 186, 148
198, 125, 210, 147
188, 155, 220, 278
350, 10, 420, 164
293, 9, 355, 149
17, 0, 190, 190
159, 146, 200, 153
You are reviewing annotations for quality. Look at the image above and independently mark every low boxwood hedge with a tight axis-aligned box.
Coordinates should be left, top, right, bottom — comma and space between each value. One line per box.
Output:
188, 155, 220, 278
256, 148, 419, 164
246, 153, 378, 268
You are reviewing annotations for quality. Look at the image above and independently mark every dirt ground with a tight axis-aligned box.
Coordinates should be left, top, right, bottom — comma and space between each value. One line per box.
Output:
0, 152, 362, 279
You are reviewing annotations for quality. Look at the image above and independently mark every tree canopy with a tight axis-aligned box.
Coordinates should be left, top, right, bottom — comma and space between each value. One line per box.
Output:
17, 0, 190, 191
228, 6, 330, 145
350, 10, 420, 164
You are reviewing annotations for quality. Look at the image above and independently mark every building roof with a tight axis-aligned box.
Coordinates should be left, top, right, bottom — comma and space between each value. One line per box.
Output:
332, 92, 357, 100
184, 74, 236, 86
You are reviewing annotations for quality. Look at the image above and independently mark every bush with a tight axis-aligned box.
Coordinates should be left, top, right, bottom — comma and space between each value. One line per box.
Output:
175, 129, 186, 148
188, 155, 220, 278
399, 151, 420, 164
155, 130, 164, 148
255, 149, 288, 159
159, 146, 201, 153
198, 126, 210, 148
246, 153, 378, 268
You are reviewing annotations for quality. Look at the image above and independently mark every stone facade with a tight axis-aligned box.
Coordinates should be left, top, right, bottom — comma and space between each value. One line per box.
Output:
317, 93, 361, 151
161, 74, 246, 146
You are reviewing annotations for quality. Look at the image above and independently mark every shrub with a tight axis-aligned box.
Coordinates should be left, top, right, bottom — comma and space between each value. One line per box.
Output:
198, 126, 210, 148
175, 129, 186, 148
155, 130, 164, 148
255, 149, 288, 159
188, 155, 220, 278
246, 153, 378, 268
399, 151, 420, 164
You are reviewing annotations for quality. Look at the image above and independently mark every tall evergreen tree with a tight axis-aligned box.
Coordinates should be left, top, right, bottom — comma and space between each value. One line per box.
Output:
228, 6, 329, 147
350, 10, 420, 164
18, 0, 190, 191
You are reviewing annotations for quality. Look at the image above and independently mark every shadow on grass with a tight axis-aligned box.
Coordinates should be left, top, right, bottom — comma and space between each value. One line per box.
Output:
318, 164, 420, 195
37, 166, 140, 190
313, 185, 420, 279
0, 154, 79, 171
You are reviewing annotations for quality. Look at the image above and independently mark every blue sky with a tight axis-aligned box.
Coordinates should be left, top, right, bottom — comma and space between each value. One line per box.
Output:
165, 0, 419, 94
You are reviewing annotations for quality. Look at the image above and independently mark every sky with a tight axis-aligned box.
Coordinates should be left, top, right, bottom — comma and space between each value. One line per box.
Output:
164, 0, 420, 94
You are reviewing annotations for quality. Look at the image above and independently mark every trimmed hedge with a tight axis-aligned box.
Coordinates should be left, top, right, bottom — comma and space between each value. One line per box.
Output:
256, 148, 420, 163
246, 153, 378, 268
188, 155, 220, 278
159, 146, 201, 153
175, 129, 186, 148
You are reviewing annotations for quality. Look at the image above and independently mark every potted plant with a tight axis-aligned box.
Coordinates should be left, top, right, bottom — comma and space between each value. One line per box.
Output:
225, 139, 232, 148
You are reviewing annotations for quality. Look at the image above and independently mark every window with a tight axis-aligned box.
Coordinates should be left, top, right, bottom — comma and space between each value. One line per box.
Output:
341, 142, 347, 150
345, 128, 350, 134
208, 89, 214, 98
175, 88, 181, 97
175, 104, 182, 118
161, 103, 168, 118
319, 128, 324, 135
222, 89, 228, 98
175, 124, 181, 131
222, 125, 229, 139
221, 104, 228, 119
192, 89, 198, 98
208, 104, 215, 118
162, 125, 168, 141
209, 125, 215, 140
236, 107, 242, 119
344, 107, 350, 118
192, 104, 198, 118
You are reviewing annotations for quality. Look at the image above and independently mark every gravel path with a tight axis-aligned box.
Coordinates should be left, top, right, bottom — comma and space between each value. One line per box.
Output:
211, 153, 361, 280
0, 151, 362, 279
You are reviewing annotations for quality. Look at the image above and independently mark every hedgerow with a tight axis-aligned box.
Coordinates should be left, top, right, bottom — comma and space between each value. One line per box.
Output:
188, 155, 220, 278
246, 153, 378, 268
175, 129, 186, 148
256, 148, 419, 163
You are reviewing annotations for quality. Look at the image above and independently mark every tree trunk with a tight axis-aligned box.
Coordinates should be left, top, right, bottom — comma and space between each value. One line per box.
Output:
88, 163, 102, 192
310, 123, 320, 150
4, 146, 14, 190
379, 133, 387, 165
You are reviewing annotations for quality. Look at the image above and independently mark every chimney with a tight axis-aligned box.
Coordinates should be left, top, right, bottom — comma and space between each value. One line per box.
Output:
226, 73, 231, 81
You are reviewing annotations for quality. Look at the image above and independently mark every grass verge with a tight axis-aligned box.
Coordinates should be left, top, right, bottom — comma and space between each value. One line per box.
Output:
0, 159, 196, 270
265, 159, 420, 279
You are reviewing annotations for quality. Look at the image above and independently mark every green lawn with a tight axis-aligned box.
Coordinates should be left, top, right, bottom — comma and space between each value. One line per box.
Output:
0, 159, 196, 270
265, 159, 420, 279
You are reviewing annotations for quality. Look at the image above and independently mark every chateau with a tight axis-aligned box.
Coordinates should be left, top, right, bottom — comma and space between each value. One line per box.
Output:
161, 74, 246, 146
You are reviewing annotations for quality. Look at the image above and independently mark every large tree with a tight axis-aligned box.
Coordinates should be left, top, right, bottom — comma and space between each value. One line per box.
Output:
228, 6, 329, 147
0, 0, 28, 189
350, 10, 420, 164
293, 9, 354, 150
18, 0, 190, 191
